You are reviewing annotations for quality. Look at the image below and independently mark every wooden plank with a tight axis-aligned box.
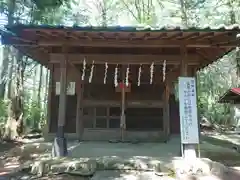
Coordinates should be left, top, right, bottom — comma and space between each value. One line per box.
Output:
50, 54, 200, 65
180, 47, 188, 76
8, 34, 238, 47
120, 81, 126, 141
57, 59, 68, 128
47, 64, 53, 133
52, 53, 68, 157
76, 82, 84, 141
67, 61, 84, 140
82, 100, 164, 107
33, 33, 239, 47
163, 83, 170, 140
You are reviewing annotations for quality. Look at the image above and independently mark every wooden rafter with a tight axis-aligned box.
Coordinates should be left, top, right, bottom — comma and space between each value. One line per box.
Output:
8, 37, 239, 48
178, 32, 199, 40
98, 32, 106, 39
196, 48, 220, 70
49, 53, 200, 65
3, 27, 239, 70
82, 32, 92, 40
190, 32, 214, 41
114, 33, 120, 40
128, 33, 136, 40
35, 30, 51, 40
165, 32, 183, 40
155, 33, 167, 40
15, 46, 49, 66
210, 32, 234, 41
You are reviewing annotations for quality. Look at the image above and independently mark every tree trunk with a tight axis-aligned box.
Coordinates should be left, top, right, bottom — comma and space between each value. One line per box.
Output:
0, 47, 10, 98
44, 69, 49, 121
37, 65, 43, 108
32, 66, 38, 128
0, 0, 16, 99
37, 65, 43, 128
179, 0, 189, 27
6, 50, 14, 99
3, 52, 24, 140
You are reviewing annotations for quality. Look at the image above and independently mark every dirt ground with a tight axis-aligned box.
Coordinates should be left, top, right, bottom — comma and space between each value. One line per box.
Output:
1, 134, 240, 179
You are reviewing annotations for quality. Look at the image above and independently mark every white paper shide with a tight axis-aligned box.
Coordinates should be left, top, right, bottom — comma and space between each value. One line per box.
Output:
55, 82, 75, 95
178, 77, 199, 144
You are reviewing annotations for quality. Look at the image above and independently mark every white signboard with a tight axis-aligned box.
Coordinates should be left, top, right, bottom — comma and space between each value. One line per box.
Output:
179, 77, 199, 144
56, 82, 75, 95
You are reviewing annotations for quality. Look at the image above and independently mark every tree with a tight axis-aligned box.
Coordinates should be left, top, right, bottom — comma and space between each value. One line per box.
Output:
0, 0, 74, 140
120, 0, 161, 25
84, 0, 121, 26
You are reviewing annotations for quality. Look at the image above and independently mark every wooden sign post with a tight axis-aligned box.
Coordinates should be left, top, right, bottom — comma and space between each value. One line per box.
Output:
178, 77, 199, 160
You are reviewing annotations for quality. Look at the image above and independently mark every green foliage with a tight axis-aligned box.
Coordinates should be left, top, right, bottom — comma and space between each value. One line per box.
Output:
196, 57, 237, 125
24, 101, 42, 129
0, 99, 8, 122
31, 0, 69, 10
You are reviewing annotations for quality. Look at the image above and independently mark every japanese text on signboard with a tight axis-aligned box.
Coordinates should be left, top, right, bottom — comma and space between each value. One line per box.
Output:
179, 77, 199, 144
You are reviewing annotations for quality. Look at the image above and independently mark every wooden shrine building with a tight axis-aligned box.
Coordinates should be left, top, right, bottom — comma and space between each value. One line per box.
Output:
1, 24, 239, 142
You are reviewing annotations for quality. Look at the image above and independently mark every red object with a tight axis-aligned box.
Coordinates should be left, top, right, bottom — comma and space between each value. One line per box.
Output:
231, 88, 240, 95
119, 82, 130, 89
115, 82, 131, 92
219, 88, 240, 103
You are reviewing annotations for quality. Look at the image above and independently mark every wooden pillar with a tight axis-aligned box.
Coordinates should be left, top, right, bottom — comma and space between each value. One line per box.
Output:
47, 64, 53, 133
163, 83, 170, 141
76, 82, 84, 141
52, 55, 68, 157
180, 47, 197, 159
120, 66, 126, 142
68, 62, 84, 141
120, 80, 126, 142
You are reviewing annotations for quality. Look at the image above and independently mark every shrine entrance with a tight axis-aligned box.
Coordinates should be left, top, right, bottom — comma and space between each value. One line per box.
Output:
116, 80, 165, 141
81, 63, 167, 141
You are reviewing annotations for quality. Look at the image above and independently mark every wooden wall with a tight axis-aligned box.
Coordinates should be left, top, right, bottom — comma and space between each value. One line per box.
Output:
48, 64, 181, 135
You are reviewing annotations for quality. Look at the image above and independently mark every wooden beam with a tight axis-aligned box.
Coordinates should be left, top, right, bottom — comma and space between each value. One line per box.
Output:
52, 52, 68, 157
14, 46, 49, 66
68, 62, 84, 141
190, 32, 214, 41
32, 37, 239, 47
50, 54, 200, 65
7, 34, 239, 47
163, 83, 170, 141
76, 82, 83, 141
47, 64, 53, 133
58, 58, 67, 127
178, 32, 200, 40
180, 46, 188, 76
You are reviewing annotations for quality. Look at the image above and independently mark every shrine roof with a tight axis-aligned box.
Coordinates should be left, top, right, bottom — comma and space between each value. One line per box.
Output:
2, 23, 240, 33
219, 88, 240, 104
0, 24, 240, 68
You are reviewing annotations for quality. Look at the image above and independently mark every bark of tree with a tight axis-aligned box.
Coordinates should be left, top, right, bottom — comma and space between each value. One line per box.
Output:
121, 0, 155, 24
37, 65, 43, 128
3, 52, 24, 140
0, 47, 10, 98
0, 0, 16, 99
44, 69, 49, 121
179, 0, 189, 27
37, 65, 43, 108
6, 50, 15, 99
32, 66, 38, 128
